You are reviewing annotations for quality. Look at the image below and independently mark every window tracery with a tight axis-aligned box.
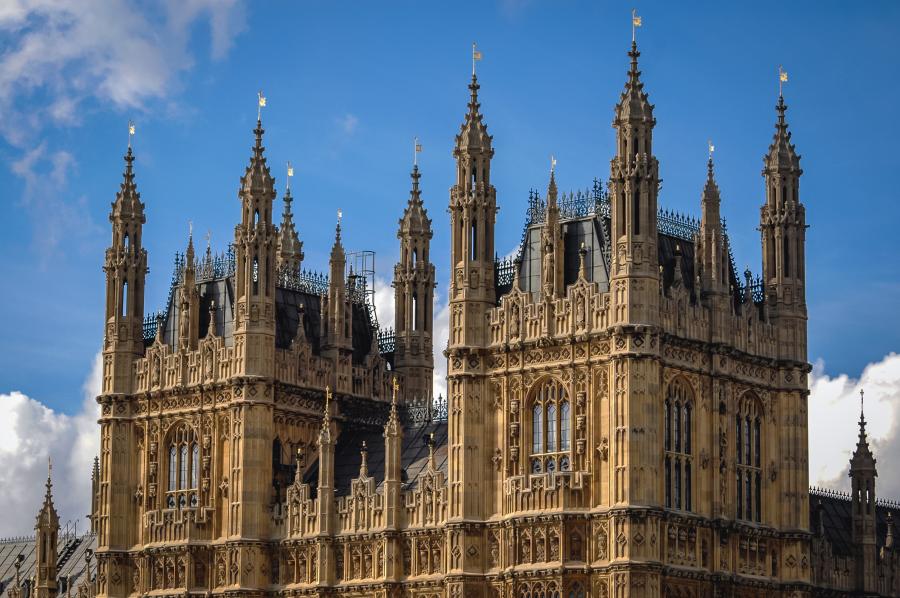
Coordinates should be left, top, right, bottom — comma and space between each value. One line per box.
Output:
664, 378, 693, 511
736, 393, 763, 522
528, 378, 572, 473
165, 423, 199, 508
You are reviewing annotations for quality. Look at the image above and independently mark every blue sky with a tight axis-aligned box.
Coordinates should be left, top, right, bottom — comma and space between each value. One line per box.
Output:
1, 0, 899, 413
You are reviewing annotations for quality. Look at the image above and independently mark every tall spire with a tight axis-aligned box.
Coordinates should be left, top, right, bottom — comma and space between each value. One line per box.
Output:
698, 151, 728, 300
34, 458, 59, 598
615, 41, 655, 127
455, 71, 492, 155
764, 95, 801, 175
276, 164, 304, 273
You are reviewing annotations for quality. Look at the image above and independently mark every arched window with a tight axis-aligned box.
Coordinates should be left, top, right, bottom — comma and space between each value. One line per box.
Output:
166, 423, 200, 509
529, 378, 572, 473
121, 280, 128, 317
664, 378, 693, 511
532, 403, 543, 454
736, 393, 763, 522
168, 446, 177, 492
560, 401, 570, 451
546, 404, 557, 452
470, 220, 478, 261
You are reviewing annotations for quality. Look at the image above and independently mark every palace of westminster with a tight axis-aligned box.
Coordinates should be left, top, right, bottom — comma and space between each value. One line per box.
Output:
2, 38, 900, 598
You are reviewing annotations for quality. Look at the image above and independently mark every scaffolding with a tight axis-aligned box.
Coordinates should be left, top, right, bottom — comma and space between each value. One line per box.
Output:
347, 250, 378, 328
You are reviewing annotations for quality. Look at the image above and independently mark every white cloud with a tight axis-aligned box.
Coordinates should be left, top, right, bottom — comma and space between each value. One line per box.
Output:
337, 113, 359, 135
809, 352, 900, 498
1, 0, 245, 258
373, 276, 395, 332
431, 294, 450, 400
0, 353, 101, 537
0, 0, 246, 141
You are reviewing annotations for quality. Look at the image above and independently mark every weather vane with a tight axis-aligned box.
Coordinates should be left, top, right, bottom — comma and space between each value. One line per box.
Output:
337, 208, 343, 227
286, 161, 293, 191
414, 137, 422, 166
128, 120, 135, 149
708, 139, 715, 159
257, 90, 267, 121
632, 9, 642, 42
778, 65, 788, 97
550, 154, 557, 174
472, 42, 483, 75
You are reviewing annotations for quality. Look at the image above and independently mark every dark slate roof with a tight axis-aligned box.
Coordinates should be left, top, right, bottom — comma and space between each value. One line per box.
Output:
275, 288, 322, 353
501, 210, 705, 304
810, 489, 900, 556
0, 533, 95, 598
150, 273, 378, 366
303, 420, 449, 496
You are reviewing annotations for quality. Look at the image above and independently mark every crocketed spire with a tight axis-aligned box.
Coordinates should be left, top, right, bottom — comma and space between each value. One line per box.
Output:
763, 95, 802, 175
277, 186, 304, 273
239, 119, 276, 201
111, 147, 144, 221
35, 460, 59, 530
398, 165, 432, 237
850, 389, 877, 473
614, 42, 655, 126
454, 74, 493, 153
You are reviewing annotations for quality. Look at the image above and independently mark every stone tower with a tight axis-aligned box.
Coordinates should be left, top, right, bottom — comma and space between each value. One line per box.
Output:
234, 118, 277, 377
605, 40, 665, 593
102, 146, 147, 395
850, 392, 878, 592
97, 145, 145, 563
228, 118, 278, 553
446, 69, 497, 594
34, 463, 59, 598
393, 163, 435, 404
761, 93, 807, 363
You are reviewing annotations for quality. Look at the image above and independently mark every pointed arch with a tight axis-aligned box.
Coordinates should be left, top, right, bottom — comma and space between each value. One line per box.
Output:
663, 376, 694, 511
527, 376, 572, 473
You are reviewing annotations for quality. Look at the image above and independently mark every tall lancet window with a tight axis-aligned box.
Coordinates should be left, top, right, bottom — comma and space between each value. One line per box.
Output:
735, 393, 763, 522
663, 378, 693, 512
529, 378, 572, 474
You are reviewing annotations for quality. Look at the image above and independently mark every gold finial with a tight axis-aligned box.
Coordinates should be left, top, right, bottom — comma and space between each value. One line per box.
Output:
325, 385, 332, 411
392, 377, 400, 405
631, 9, 642, 42
550, 154, 557, 174
128, 120, 135, 149
257, 89, 267, 121
286, 161, 294, 191
414, 137, 422, 166
708, 139, 715, 159
778, 65, 788, 97
472, 41, 483, 75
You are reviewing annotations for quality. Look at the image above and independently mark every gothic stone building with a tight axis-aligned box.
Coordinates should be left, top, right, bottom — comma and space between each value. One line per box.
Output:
4, 40, 900, 598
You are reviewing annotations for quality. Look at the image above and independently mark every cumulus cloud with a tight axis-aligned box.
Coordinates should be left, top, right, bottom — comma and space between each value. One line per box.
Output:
1, 1, 245, 258
809, 352, 900, 498
0, 0, 245, 141
0, 353, 101, 538
373, 276, 394, 332
431, 296, 450, 400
